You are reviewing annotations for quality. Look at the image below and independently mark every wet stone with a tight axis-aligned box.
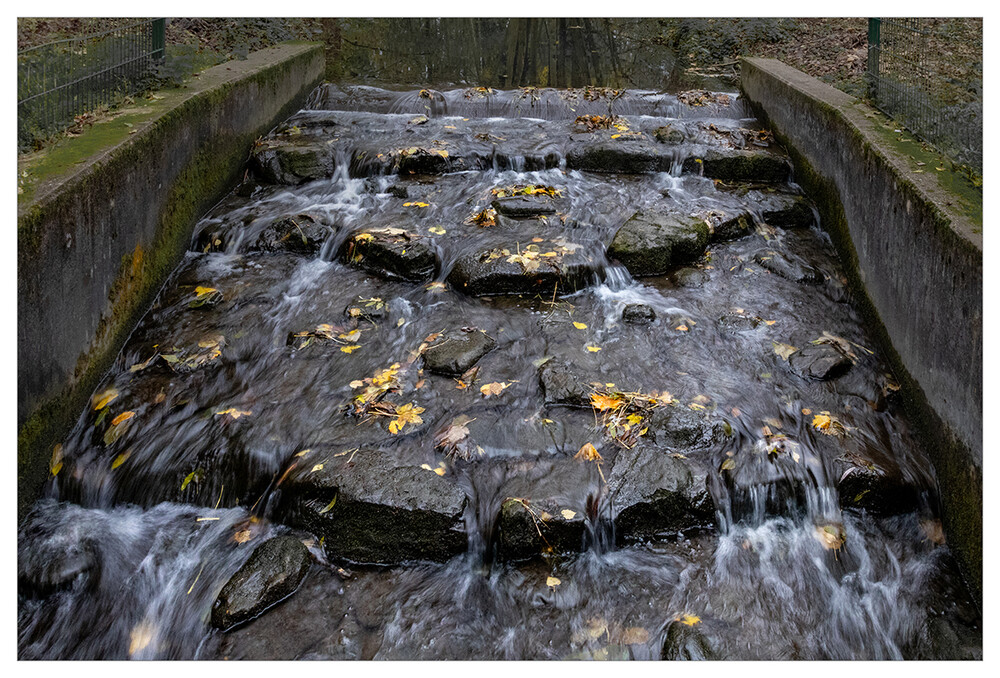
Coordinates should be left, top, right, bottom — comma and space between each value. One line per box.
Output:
498, 497, 587, 561
447, 245, 598, 297
682, 149, 791, 183
653, 124, 685, 144
759, 193, 816, 228
786, 343, 852, 381
211, 535, 311, 631
538, 361, 594, 407
754, 249, 823, 284
645, 405, 728, 450
622, 303, 656, 325
661, 620, 721, 660
566, 142, 668, 174
672, 266, 710, 288
422, 328, 497, 376
608, 447, 715, 543
252, 214, 335, 255
717, 312, 762, 332
705, 207, 754, 243
280, 447, 467, 565
608, 209, 710, 277
18, 522, 99, 596
491, 195, 565, 218
344, 296, 389, 322
836, 457, 919, 515
340, 228, 438, 282
251, 140, 335, 185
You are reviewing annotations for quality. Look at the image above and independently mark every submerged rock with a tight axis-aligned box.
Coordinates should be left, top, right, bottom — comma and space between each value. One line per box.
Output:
786, 344, 852, 381
704, 207, 754, 243
608, 447, 714, 542
252, 214, 335, 255
645, 405, 727, 449
758, 193, 816, 228
566, 142, 670, 173
836, 454, 919, 515
340, 227, 438, 282
251, 140, 335, 185
538, 361, 595, 407
653, 124, 685, 144
498, 496, 587, 561
211, 535, 311, 631
491, 195, 566, 218
422, 328, 497, 376
754, 250, 823, 284
661, 620, 721, 660
622, 303, 656, 324
608, 210, 710, 276
281, 448, 467, 565
717, 312, 762, 333
344, 295, 390, 322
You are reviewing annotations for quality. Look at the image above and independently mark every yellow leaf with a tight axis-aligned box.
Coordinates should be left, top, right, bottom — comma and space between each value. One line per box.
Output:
815, 524, 846, 551
561, 509, 577, 520
586, 344, 601, 352
765, 320, 777, 326
50, 444, 64, 476
111, 411, 135, 426
721, 458, 736, 471
480, 382, 509, 398
215, 408, 251, 419
426, 281, 447, 293
573, 321, 588, 330
574, 442, 603, 462
433, 465, 446, 476
340, 345, 362, 354
420, 463, 434, 471
678, 614, 701, 626
429, 225, 447, 235
233, 529, 252, 544
111, 449, 132, 469
772, 341, 798, 360
546, 576, 561, 588
590, 393, 623, 411
92, 388, 119, 411
193, 286, 217, 296
354, 232, 374, 242
812, 413, 832, 430
311, 463, 324, 472
129, 620, 156, 656
403, 201, 430, 208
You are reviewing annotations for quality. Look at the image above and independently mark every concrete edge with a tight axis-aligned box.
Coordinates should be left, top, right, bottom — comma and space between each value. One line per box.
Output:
739, 57, 982, 603
17, 42, 325, 521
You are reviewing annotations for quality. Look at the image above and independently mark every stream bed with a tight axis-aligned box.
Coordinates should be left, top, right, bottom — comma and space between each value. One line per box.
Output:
18, 85, 982, 660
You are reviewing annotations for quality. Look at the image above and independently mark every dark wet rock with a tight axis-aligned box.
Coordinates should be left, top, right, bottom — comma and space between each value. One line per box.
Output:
235, 180, 261, 198
759, 193, 816, 228
252, 140, 335, 185
623, 303, 656, 324
608, 210, 710, 276
539, 361, 594, 407
653, 124, 685, 144
682, 149, 790, 183
211, 535, 311, 631
645, 405, 728, 449
344, 295, 389, 322
672, 266, 710, 288
836, 456, 919, 515
447, 243, 598, 297
923, 616, 983, 661
717, 312, 762, 332
388, 184, 410, 199
17, 527, 99, 596
786, 344, 852, 381
566, 141, 668, 173
704, 207, 754, 242
194, 223, 235, 253
754, 249, 823, 284
661, 620, 720, 660
498, 497, 587, 561
396, 147, 451, 174
608, 447, 714, 542
491, 195, 565, 218
281, 448, 467, 565
340, 228, 438, 282
422, 328, 497, 376
252, 214, 335, 255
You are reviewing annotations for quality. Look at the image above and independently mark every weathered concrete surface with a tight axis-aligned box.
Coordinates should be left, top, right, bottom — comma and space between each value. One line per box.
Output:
740, 58, 982, 598
17, 43, 325, 520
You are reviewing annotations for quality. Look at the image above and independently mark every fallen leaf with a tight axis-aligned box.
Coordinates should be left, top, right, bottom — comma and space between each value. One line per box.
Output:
561, 509, 577, 520
546, 576, 561, 588
403, 201, 430, 208
111, 411, 136, 426
677, 614, 701, 626
111, 449, 132, 469
480, 382, 510, 398
92, 388, 119, 411
389, 402, 425, 434
590, 392, 623, 411
340, 345, 362, 354
429, 225, 447, 235
50, 444, 64, 476
573, 321, 588, 330
585, 344, 602, 353
772, 341, 798, 361
215, 408, 251, 419
233, 529, 252, 544
129, 620, 156, 656
815, 523, 846, 551
574, 442, 603, 462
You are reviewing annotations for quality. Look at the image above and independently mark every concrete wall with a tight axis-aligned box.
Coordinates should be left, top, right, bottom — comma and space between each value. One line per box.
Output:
17, 43, 325, 518
740, 58, 982, 598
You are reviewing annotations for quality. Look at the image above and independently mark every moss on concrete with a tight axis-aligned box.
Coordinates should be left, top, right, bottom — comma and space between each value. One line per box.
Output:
17, 43, 324, 521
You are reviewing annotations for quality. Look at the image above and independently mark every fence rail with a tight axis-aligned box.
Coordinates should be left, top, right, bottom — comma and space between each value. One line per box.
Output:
17, 18, 165, 150
866, 17, 982, 173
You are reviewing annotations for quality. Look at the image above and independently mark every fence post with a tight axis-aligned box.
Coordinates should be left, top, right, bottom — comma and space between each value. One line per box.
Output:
152, 18, 166, 61
866, 18, 881, 101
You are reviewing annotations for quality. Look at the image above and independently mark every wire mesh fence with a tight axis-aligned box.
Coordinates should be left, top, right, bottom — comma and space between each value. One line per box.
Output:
866, 17, 982, 172
17, 18, 165, 151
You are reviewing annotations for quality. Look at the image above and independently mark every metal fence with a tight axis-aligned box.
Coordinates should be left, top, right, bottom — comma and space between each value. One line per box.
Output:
17, 18, 166, 151
866, 17, 982, 172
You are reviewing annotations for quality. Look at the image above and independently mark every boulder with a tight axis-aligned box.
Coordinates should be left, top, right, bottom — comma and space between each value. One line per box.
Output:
608, 447, 715, 543
251, 140, 335, 185
447, 243, 598, 297
682, 149, 790, 183
566, 141, 668, 173
539, 361, 594, 407
661, 620, 721, 660
645, 406, 728, 449
491, 195, 565, 218
653, 124, 685, 144
498, 497, 587, 561
608, 210, 710, 276
622, 303, 656, 325
705, 207, 754, 243
759, 193, 816, 228
786, 344, 852, 381
754, 250, 823, 284
281, 447, 467, 565
836, 453, 919, 515
340, 228, 438, 282
211, 535, 311, 630
252, 214, 335, 255
422, 328, 497, 376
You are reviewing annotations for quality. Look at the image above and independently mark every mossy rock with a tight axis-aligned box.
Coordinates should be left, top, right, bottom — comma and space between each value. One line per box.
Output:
608, 210, 710, 276
682, 149, 790, 183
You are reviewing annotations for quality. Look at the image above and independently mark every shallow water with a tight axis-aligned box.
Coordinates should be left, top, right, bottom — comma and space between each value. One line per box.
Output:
18, 86, 981, 660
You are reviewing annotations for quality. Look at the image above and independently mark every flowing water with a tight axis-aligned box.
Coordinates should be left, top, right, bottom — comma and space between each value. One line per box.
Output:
18, 86, 981, 660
